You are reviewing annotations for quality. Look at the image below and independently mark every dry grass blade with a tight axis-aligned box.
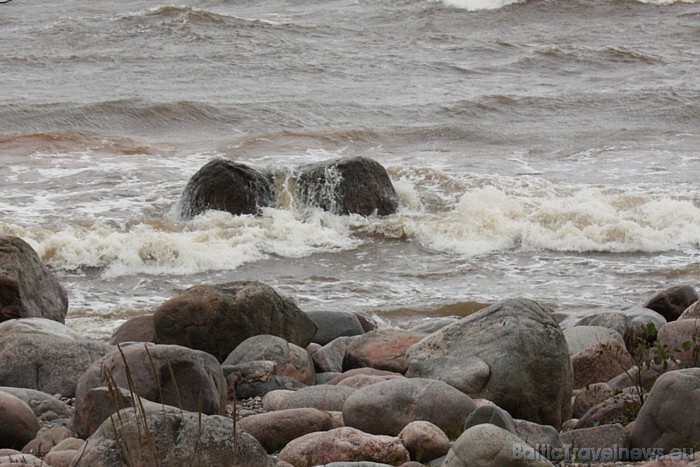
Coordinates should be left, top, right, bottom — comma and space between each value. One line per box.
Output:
117, 344, 159, 467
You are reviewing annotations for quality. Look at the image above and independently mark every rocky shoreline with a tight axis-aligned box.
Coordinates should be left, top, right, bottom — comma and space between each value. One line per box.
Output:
1, 232, 699, 466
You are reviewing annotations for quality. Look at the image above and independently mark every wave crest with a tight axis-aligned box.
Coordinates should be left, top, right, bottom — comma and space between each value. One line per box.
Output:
440, 0, 525, 11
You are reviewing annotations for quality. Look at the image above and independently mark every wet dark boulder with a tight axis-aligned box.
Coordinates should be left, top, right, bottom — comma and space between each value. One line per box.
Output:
644, 284, 699, 322
295, 156, 399, 216
153, 281, 317, 362
0, 235, 68, 323
179, 158, 275, 219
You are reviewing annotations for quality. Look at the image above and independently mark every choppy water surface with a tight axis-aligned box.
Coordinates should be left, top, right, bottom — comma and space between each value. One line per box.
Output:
1, 0, 699, 338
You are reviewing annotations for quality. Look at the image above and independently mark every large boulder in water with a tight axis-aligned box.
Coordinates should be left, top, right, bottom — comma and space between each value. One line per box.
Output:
179, 158, 275, 219
0, 235, 68, 323
153, 281, 317, 362
406, 298, 573, 429
295, 156, 399, 216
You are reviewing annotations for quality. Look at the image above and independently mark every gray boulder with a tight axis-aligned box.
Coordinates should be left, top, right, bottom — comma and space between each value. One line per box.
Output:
305, 310, 364, 345
443, 424, 553, 467
153, 281, 317, 362
342, 377, 476, 439
223, 334, 315, 385
224, 360, 307, 399
271, 385, 356, 412
406, 298, 573, 429
628, 368, 700, 452
513, 419, 563, 461
573, 309, 666, 351
312, 336, 358, 373
179, 158, 275, 219
398, 421, 451, 463
407, 317, 459, 334
0, 235, 68, 323
0, 321, 110, 397
563, 326, 626, 355
680, 300, 700, 320
73, 403, 274, 467
0, 387, 72, 423
463, 404, 516, 434
295, 156, 399, 216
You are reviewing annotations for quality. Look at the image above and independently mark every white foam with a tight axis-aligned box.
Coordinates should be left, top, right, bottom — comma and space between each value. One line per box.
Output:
636, 0, 697, 4
395, 184, 700, 256
441, 0, 525, 11
8, 206, 360, 277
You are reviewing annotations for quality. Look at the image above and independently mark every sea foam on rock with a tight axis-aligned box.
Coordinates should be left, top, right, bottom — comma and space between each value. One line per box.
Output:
295, 156, 399, 216
406, 298, 573, 429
